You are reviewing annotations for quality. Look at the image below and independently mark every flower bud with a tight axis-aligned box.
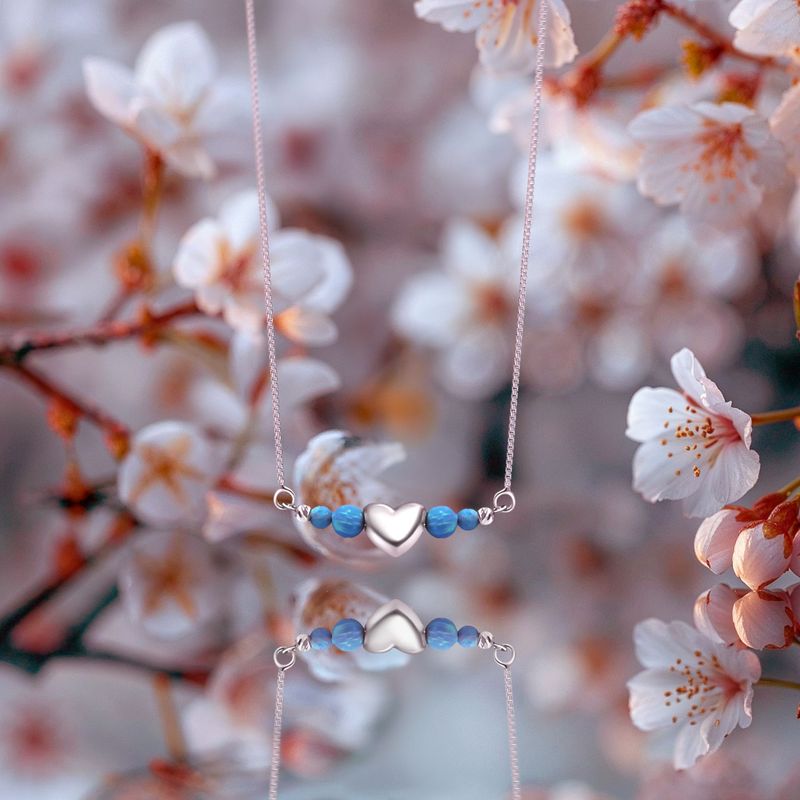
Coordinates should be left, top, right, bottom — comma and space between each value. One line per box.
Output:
732, 590, 795, 650
694, 509, 742, 574
732, 522, 792, 590
694, 584, 744, 646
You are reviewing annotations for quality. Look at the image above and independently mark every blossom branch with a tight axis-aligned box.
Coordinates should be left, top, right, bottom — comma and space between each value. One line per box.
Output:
4, 361, 130, 451
751, 406, 800, 426
659, 1, 775, 70
555, 0, 780, 106
758, 677, 800, 691
0, 300, 200, 363
0, 513, 135, 644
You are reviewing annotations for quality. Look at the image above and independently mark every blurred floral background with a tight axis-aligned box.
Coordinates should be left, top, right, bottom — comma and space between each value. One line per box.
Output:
4, 0, 800, 798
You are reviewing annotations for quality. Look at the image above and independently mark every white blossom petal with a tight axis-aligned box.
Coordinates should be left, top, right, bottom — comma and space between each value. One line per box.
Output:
134, 22, 216, 115
82, 58, 136, 128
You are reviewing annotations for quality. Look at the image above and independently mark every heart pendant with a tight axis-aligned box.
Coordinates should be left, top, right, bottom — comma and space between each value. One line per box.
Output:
364, 502, 426, 558
363, 599, 426, 654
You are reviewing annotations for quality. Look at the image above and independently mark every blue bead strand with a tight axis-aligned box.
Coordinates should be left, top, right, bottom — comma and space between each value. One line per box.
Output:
331, 618, 365, 651
426, 617, 458, 650
332, 505, 365, 538
426, 506, 458, 538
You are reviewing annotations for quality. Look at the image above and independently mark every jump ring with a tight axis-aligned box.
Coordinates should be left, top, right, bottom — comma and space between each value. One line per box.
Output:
273, 646, 297, 671
493, 643, 516, 668
492, 489, 516, 513
273, 485, 296, 512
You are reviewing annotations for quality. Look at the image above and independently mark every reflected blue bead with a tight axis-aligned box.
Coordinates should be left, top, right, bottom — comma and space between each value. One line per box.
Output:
458, 625, 479, 648
426, 617, 458, 650
426, 506, 458, 538
332, 505, 364, 538
332, 618, 365, 651
310, 627, 332, 650
309, 506, 333, 529
457, 508, 479, 531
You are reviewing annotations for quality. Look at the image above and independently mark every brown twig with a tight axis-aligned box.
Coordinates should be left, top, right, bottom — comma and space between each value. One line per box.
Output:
552, 0, 781, 106
6, 361, 130, 444
0, 300, 200, 363
659, 1, 776, 70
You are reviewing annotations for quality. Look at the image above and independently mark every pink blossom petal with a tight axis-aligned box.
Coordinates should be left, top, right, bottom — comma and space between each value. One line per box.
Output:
694, 584, 745, 646
732, 522, 792, 590
732, 590, 795, 650
694, 509, 743, 573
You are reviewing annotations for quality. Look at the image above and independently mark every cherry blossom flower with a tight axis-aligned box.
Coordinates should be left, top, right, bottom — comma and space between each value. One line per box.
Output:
182, 630, 388, 774
392, 218, 519, 399
732, 589, 795, 649
629, 102, 786, 226
293, 431, 406, 565
118, 530, 223, 640
638, 214, 756, 369
729, 0, 800, 60
293, 579, 411, 680
626, 348, 760, 517
0, 661, 174, 799
173, 188, 352, 336
628, 618, 761, 769
694, 584, 746, 646
414, 0, 579, 72
507, 156, 653, 306
83, 22, 228, 178
117, 420, 223, 527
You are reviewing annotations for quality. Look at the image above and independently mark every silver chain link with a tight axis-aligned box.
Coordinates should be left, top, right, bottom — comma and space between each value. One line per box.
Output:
245, 0, 287, 490
504, 0, 549, 494
268, 640, 520, 798
503, 665, 521, 800
268, 665, 286, 800
244, 0, 549, 507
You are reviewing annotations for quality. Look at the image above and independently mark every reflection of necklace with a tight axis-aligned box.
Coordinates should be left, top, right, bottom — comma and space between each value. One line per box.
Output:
245, 0, 549, 560
271, 598, 522, 800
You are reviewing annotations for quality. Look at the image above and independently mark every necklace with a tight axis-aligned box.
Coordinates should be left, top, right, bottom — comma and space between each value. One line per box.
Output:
245, 0, 548, 795
245, 0, 548, 559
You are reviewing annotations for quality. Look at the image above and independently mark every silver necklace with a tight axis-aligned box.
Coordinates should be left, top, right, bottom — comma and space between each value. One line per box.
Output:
245, 0, 548, 559
244, 0, 548, 795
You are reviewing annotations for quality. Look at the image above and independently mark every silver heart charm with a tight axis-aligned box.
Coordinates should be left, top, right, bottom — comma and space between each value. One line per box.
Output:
364, 502, 426, 558
363, 599, 426, 654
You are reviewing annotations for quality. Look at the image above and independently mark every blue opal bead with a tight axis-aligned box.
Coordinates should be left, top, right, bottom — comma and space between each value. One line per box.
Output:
426, 617, 458, 650
457, 508, 479, 531
332, 505, 364, 538
310, 627, 332, 650
426, 506, 458, 538
309, 506, 333, 529
458, 625, 479, 648
331, 618, 365, 651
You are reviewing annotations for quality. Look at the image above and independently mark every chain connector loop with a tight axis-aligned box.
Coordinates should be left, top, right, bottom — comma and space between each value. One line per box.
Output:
273, 645, 297, 671
273, 485, 296, 512
492, 489, 516, 513
493, 643, 516, 668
